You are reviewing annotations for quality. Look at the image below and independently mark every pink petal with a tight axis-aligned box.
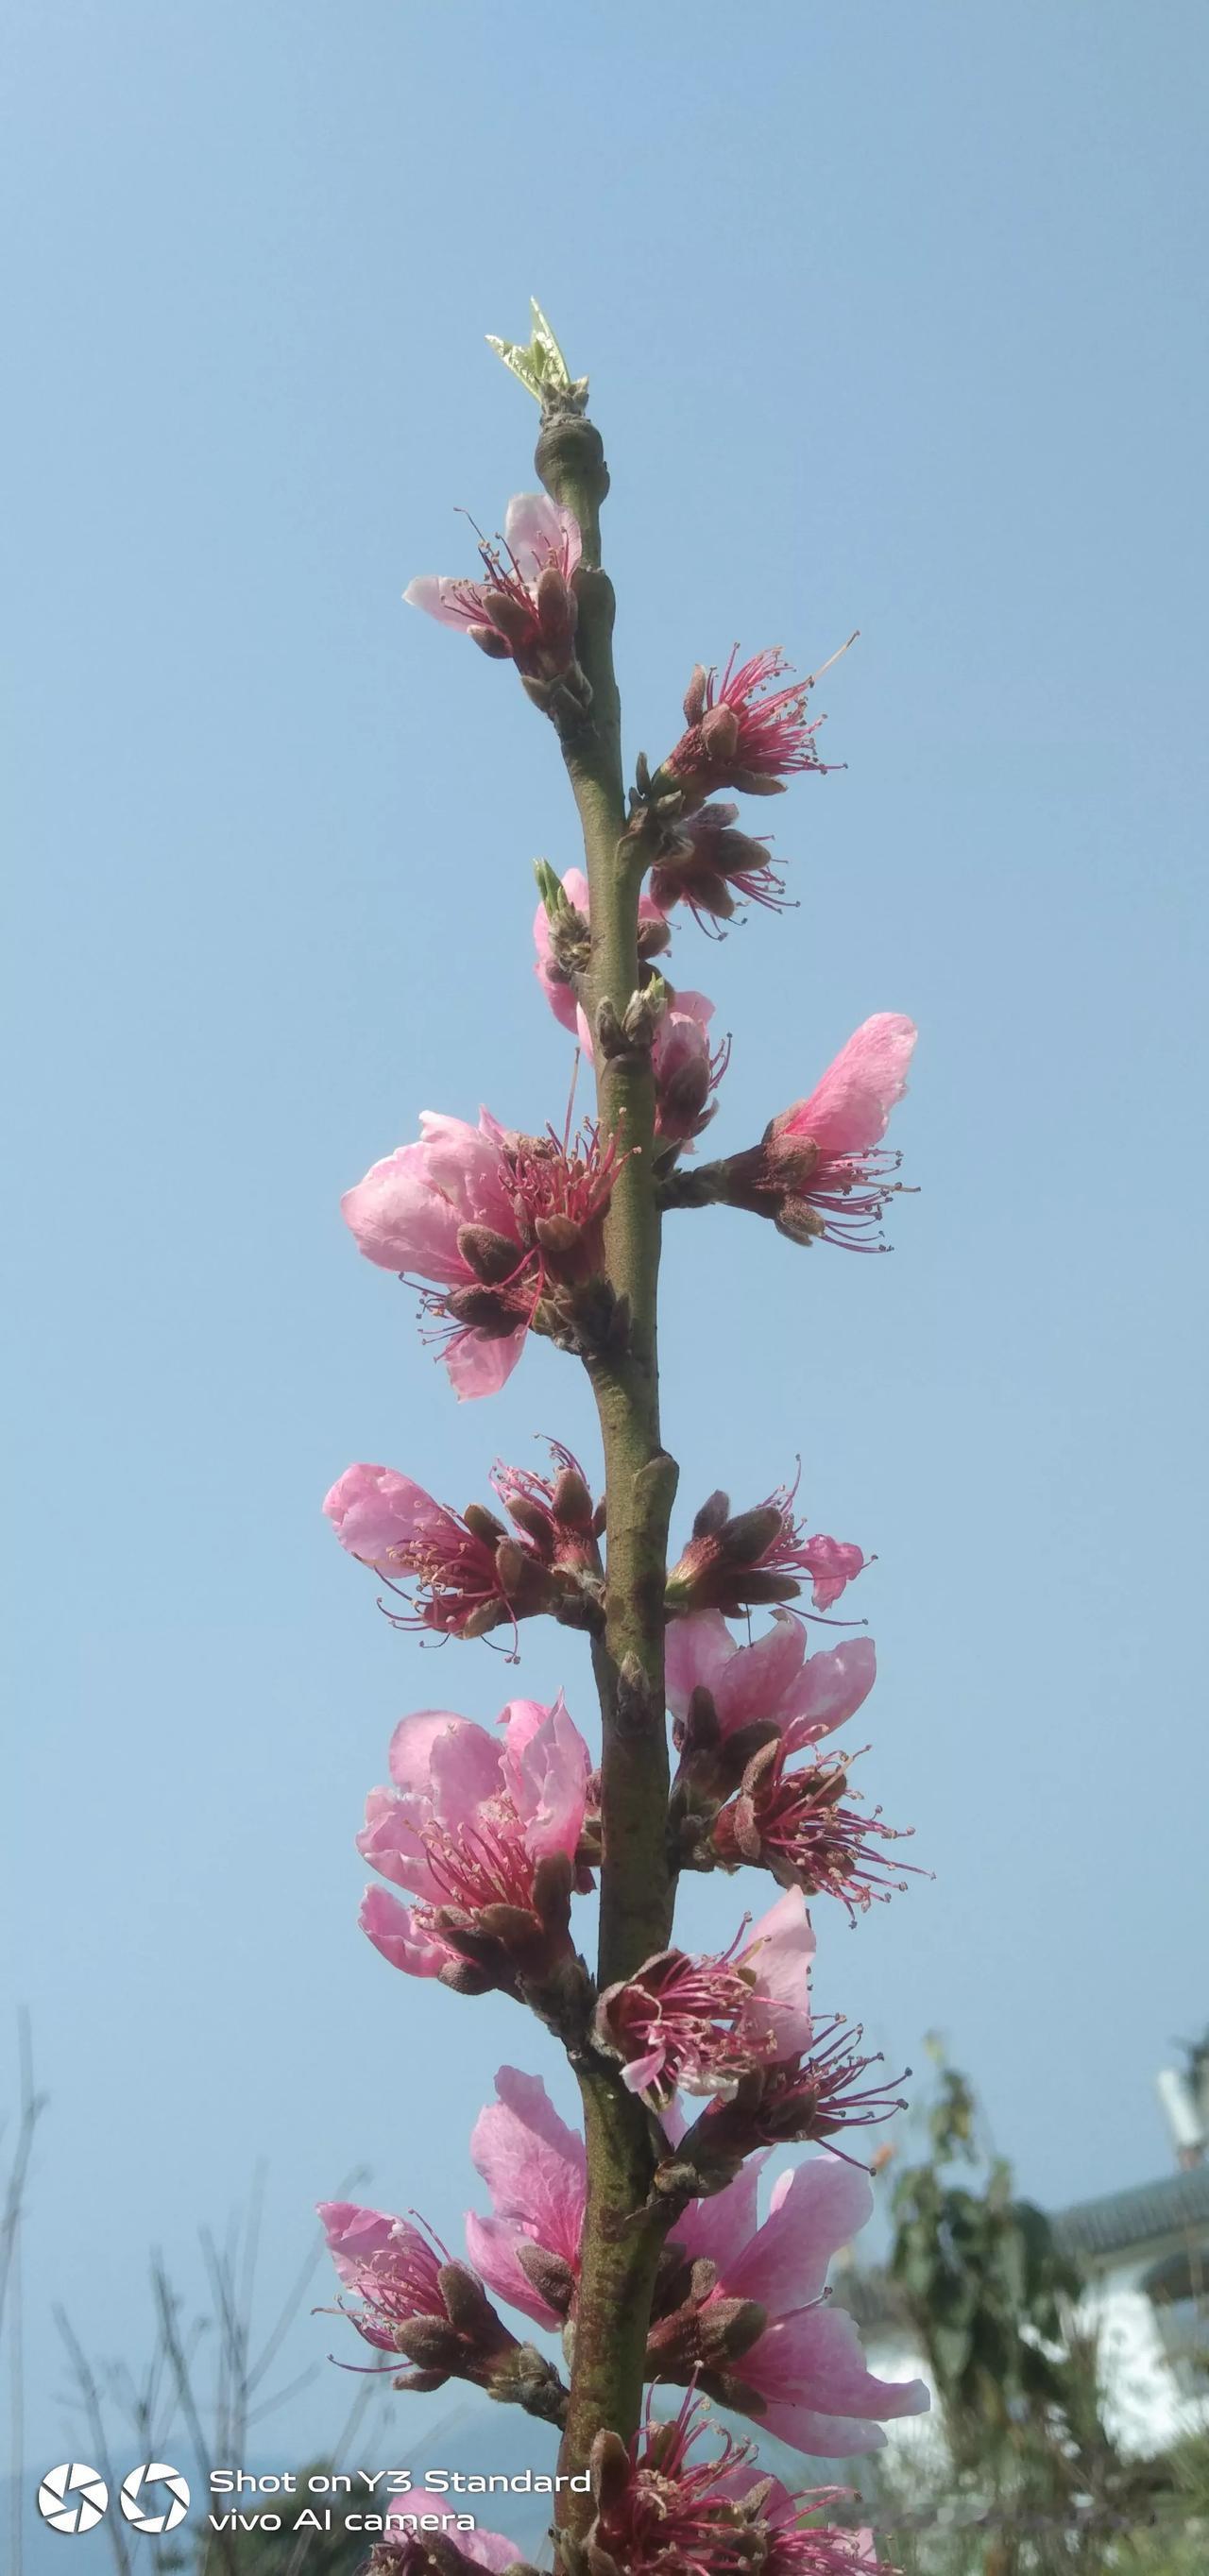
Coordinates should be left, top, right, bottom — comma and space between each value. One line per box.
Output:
425, 1714, 508, 1821
403, 573, 488, 629
799, 1534, 866, 1612
317, 2199, 398, 2286
358, 1885, 450, 1977
323, 1464, 442, 1567
713, 1614, 809, 1735
740, 1886, 816, 2059
418, 1111, 517, 1237
505, 1692, 590, 1859
503, 491, 581, 581
341, 1144, 465, 1281
621, 2048, 667, 2096
356, 1785, 440, 1898
498, 1697, 554, 1761
747, 2300, 929, 2431
665, 1611, 738, 1718
779, 1015, 916, 1159
469, 2067, 587, 2260
444, 1321, 527, 1400
720, 2156, 874, 2312
463, 2210, 564, 2330
388, 1711, 502, 1800
673, 2153, 769, 2277
781, 1637, 877, 1754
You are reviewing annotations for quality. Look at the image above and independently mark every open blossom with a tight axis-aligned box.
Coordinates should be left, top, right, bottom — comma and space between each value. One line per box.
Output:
323, 1450, 601, 1640
465, 2066, 587, 2329
569, 978, 729, 1152
651, 988, 731, 1149
404, 492, 581, 679
341, 1109, 617, 1398
650, 800, 789, 927
533, 864, 668, 1034
667, 1484, 866, 1621
667, 2156, 928, 2457
655, 647, 843, 812
488, 1441, 602, 1573
712, 1015, 916, 1252
594, 1887, 816, 2105
587, 2394, 775, 2576
712, 1738, 916, 1917
318, 2201, 449, 2352
587, 2395, 891, 2576
358, 1697, 592, 1992
689, 2021, 911, 2175
667, 1612, 877, 1759
322, 1464, 532, 1639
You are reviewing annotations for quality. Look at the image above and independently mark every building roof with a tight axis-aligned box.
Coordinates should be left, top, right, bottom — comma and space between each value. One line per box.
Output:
833, 2167, 1209, 2333
1050, 2163, 1209, 2261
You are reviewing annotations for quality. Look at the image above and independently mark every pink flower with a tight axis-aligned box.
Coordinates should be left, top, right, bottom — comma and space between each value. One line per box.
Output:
651, 989, 730, 1149
656, 646, 846, 812
489, 1441, 602, 1573
405, 493, 581, 679
649, 801, 790, 927
768, 1015, 918, 1250
712, 1739, 917, 1919
667, 1612, 877, 1757
594, 1887, 816, 2105
666, 2155, 928, 2455
666, 1481, 867, 1620
533, 865, 668, 1034
358, 1697, 592, 1992
588, 2392, 776, 2576
317, 2202, 448, 2351
323, 1463, 530, 1639
465, 2066, 587, 2329
341, 1110, 618, 1398
691, 2021, 911, 2167
568, 977, 730, 1153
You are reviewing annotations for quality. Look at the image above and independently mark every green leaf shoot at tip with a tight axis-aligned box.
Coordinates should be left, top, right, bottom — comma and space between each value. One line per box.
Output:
486, 299, 589, 411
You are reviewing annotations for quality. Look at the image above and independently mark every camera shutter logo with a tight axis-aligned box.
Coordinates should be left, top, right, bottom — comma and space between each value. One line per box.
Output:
36, 2463, 110, 2534
119, 2463, 191, 2533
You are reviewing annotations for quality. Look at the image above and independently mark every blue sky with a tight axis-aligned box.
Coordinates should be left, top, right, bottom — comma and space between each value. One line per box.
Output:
4, 0, 1207, 2483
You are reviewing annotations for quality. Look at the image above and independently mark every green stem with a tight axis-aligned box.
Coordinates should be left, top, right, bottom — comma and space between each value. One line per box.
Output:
536, 411, 679, 2539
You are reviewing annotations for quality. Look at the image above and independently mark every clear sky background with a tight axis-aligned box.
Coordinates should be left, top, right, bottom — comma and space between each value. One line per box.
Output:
4, 0, 1207, 2486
